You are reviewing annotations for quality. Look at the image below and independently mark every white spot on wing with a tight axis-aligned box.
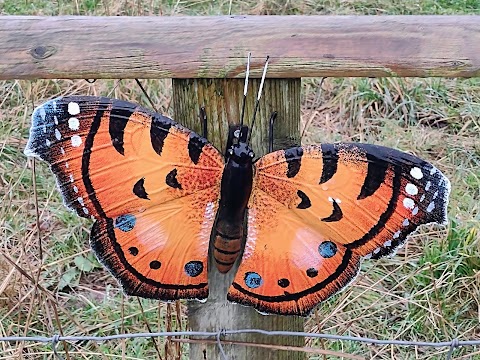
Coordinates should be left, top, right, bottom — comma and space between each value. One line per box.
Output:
71, 135, 82, 147
427, 202, 435, 213
60, 147, 65, 155
410, 167, 423, 180
82, 207, 89, 214
412, 206, 419, 216
73, 185, 78, 193
77, 197, 84, 205
68, 117, 80, 130
420, 194, 425, 202
45, 139, 51, 146
405, 183, 418, 196
55, 128, 61, 140
68, 102, 80, 115
39, 107, 46, 120
430, 167, 436, 175
364, 253, 372, 259
403, 198, 415, 210
425, 181, 431, 191
65, 162, 69, 169
374, 248, 381, 254
402, 218, 410, 227
384, 240, 392, 247
393, 231, 401, 239
69, 174, 74, 183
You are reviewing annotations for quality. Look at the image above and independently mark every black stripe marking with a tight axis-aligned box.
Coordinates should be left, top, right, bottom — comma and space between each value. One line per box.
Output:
109, 101, 134, 156
216, 231, 239, 241
82, 106, 108, 218
357, 152, 389, 200
188, 133, 207, 165
150, 116, 172, 156
90, 219, 208, 291
165, 169, 182, 189
284, 147, 303, 178
214, 246, 240, 255
296, 190, 311, 209
319, 144, 339, 184
133, 178, 149, 199
348, 166, 401, 249
321, 199, 343, 222
215, 258, 236, 266
229, 249, 356, 304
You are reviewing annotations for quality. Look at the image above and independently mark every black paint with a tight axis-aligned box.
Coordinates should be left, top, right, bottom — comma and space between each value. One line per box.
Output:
284, 147, 303, 178
128, 247, 139, 256
188, 133, 207, 164
165, 169, 182, 189
306, 268, 318, 278
150, 117, 172, 156
319, 144, 338, 184
321, 199, 343, 222
133, 178, 149, 199
358, 152, 389, 200
109, 101, 134, 155
278, 278, 290, 288
297, 190, 311, 209
149, 260, 161, 270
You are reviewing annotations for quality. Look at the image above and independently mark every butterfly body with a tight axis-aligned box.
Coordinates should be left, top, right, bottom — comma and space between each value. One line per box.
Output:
25, 96, 450, 316
214, 127, 254, 273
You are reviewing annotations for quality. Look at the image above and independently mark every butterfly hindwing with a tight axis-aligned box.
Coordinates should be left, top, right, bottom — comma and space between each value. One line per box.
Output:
25, 96, 224, 301
228, 144, 450, 315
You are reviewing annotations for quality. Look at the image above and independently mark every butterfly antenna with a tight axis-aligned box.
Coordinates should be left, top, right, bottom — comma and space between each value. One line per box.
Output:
239, 52, 251, 129
247, 55, 270, 144
135, 79, 158, 113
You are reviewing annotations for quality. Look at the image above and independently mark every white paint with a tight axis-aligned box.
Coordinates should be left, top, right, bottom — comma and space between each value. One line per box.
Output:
71, 135, 82, 147
55, 128, 61, 140
68, 117, 80, 130
68, 102, 80, 115
328, 196, 333, 202
65, 162, 69, 169
425, 181, 431, 191
420, 194, 426, 202
45, 139, 51, 146
364, 253, 372, 259
403, 198, 415, 210
412, 206, 419, 216
374, 248, 381, 254
73, 185, 79, 193
410, 167, 423, 180
384, 240, 392, 247
243, 208, 258, 260
402, 218, 410, 227
427, 202, 435, 213
430, 167, 436, 175
433, 191, 438, 199
393, 230, 401, 239
405, 183, 418, 196
52, 100, 57, 111
82, 207, 89, 215
335, 198, 342, 204
43, 125, 47, 133
60, 147, 65, 155
54, 115, 58, 125
69, 174, 74, 183
39, 107, 46, 120
77, 197, 84, 205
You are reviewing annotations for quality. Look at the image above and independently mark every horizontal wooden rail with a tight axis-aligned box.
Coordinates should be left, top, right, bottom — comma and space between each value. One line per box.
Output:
1, 15, 479, 79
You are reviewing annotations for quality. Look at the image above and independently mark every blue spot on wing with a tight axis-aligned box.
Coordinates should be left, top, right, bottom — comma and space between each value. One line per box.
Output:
184, 261, 204, 277
244, 272, 263, 289
115, 214, 136, 232
318, 241, 337, 258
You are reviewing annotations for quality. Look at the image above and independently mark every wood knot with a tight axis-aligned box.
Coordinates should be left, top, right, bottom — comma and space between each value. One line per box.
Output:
30, 46, 56, 60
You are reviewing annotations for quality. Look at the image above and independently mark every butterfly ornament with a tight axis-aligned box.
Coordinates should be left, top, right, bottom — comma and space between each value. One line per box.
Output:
25, 55, 450, 316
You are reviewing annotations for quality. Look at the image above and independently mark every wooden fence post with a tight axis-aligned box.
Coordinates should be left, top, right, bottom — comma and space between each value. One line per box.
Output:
172, 78, 305, 360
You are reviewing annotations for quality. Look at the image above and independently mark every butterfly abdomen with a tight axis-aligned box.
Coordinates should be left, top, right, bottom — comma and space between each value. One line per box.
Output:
213, 141, 254, 273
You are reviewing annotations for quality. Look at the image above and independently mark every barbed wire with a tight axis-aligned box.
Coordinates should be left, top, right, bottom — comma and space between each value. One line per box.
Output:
1, 329, 479, 360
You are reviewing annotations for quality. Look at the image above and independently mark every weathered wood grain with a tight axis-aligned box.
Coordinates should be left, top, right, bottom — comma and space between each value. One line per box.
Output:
1, 15, 479, 79
173, 78, 304, 360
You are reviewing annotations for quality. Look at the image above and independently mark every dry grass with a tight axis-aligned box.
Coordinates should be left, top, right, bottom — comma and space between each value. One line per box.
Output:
1, 1, 479, 359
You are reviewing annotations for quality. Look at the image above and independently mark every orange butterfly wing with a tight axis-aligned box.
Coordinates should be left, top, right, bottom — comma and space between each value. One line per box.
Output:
25, 96, 224, 301
228, 144, 450, 315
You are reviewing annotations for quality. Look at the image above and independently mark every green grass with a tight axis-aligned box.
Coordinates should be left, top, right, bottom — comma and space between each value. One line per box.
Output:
1, 1, 480, 359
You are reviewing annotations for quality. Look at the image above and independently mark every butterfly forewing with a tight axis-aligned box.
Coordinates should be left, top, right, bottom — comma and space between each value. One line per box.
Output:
25, 96, 224, 301
228, 143, 450, 315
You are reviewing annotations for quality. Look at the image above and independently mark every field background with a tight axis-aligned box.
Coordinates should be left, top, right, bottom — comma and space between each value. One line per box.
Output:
1, 1, 479, 359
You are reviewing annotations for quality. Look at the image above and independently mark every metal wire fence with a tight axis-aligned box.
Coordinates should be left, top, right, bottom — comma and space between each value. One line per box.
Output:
1, 329, 479, 360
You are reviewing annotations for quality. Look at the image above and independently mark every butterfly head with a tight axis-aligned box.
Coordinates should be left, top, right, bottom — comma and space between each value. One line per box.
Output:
227, 141, 255, 165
